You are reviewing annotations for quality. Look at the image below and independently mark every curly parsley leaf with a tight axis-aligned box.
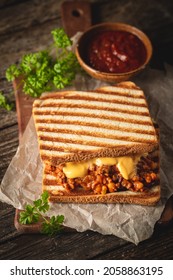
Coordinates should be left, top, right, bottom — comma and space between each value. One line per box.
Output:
6, 64, 21, 82
0, 91, 13, 111
53, 52, 81, 88
20, 51, 52, 75
5, 28, 82, 98
51, 28, 72, 48
19, 191, 64, 236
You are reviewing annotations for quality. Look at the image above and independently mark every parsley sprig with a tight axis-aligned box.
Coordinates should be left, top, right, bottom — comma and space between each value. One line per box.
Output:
19, 191, 64, 236
0, 91, 13, 111
5, 28, 81, 98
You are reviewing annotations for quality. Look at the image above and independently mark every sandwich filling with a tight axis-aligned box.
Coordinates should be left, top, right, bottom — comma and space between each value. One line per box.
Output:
44, 150, 159, 196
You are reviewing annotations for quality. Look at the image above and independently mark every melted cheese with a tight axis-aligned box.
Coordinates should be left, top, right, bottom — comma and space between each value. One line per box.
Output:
63, 161, 91, 179
63, 155, 141, 180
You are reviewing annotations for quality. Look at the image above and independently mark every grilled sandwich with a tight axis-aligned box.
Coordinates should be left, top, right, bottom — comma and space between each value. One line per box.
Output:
33, 81, 160, 205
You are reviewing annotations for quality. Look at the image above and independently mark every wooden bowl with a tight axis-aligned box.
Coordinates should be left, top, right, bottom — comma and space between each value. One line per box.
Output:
75, 22, 153, 83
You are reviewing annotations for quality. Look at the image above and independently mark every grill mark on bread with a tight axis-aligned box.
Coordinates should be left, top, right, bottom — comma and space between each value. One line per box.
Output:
95, 93, 144, 99
95, 89, 144, 98
37, 123, 156, 140
34, 90, 147, 106
39, 138, 147, 151
39, 138, 136, 150
33, 101, 149, 116
40, 144, 104, 152
40, 145, 101, 155
39, 134, 141, 144
37, 125, 157, 144
38, 132, 148, 147
56, 96, 146, 107
34, 97, 147, 108
35, 117, 155, 135
33, 108, 152, 125
94, 86, 144, 99
40, 87, 144, 100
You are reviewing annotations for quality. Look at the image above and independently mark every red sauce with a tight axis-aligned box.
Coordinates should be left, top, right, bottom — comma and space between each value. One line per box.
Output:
87, 30, 147, 73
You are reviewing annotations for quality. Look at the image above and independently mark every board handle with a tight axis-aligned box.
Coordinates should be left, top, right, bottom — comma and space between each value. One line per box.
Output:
61, 0, 92, 37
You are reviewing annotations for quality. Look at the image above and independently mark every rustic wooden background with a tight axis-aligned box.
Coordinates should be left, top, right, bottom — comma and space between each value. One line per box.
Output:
0, 0, 173, 259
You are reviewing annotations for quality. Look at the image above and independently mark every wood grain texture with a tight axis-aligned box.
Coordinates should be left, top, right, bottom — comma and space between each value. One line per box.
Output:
1, 0, 173, 260
0, 124, 19, 181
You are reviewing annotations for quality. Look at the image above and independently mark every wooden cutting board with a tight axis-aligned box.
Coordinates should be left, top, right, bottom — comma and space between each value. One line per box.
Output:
14, 0, 91, 233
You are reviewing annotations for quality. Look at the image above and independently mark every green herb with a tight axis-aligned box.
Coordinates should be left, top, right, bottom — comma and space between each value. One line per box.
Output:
6, 28, 81, 98
0, 91, 13, 111
6, 64, 21, 81
42, 215, 65, 236
51, 28, 72, 48
19, 191, 64, 236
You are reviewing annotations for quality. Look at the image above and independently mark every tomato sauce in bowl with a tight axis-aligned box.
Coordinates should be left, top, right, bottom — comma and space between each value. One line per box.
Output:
76, 22, 152, 82
87, 30, 147, 74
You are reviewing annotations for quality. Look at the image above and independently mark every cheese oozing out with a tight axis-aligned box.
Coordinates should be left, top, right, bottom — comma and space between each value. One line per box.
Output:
63, 156, 141, 180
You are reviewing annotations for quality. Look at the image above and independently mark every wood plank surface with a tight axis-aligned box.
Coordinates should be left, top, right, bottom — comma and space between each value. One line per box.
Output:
1, 0, 173, 260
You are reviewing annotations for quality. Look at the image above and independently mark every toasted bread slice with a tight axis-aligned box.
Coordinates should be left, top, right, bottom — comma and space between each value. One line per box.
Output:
33, 82, 158, 166
45, 185, 160, 206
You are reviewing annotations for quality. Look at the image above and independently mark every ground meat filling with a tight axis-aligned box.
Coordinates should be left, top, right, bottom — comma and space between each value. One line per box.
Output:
48, 154, 159, 195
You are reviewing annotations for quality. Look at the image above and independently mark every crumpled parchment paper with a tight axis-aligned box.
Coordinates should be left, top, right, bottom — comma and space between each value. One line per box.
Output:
0, 64, 173, 245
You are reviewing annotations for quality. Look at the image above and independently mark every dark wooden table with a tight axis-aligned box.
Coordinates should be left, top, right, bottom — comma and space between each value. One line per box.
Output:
1, 0, 173, 260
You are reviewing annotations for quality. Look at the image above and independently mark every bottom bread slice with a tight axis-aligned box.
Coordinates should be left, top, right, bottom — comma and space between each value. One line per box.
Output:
44, 185, 160, 205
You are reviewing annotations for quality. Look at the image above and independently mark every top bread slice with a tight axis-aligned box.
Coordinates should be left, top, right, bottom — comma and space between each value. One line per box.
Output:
32, 81, 158, 166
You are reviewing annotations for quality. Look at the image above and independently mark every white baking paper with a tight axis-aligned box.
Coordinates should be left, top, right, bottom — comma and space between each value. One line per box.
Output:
1, 64, 173, 245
